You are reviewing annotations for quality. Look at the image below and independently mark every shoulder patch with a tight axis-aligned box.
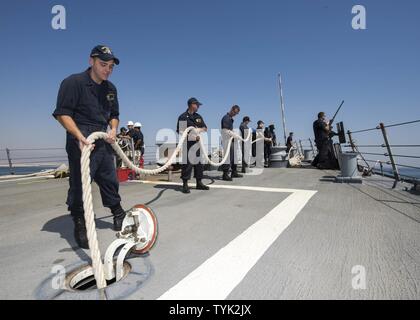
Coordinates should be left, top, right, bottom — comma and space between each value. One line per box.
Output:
106, 93, 115, 101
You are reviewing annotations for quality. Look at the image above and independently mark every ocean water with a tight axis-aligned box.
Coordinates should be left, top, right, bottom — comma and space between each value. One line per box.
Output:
0, 166, 57, 176
373, 167, 420, 179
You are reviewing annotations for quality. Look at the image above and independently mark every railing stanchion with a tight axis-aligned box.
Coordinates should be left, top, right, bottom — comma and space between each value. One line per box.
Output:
6, 148, 14, 175
299, 140, 304, 155
379, 123, 400, 188
130, 138, 135, 165
308, 138, 315, 157
347, 131, 356, 152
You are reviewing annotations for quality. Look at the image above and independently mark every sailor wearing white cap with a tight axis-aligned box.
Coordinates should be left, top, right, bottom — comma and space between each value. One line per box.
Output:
127, 120, 134, 137
133, 122, 144, 156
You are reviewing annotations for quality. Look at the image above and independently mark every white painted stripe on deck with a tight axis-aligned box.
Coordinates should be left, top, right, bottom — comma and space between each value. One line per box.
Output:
157, 188, 317, 300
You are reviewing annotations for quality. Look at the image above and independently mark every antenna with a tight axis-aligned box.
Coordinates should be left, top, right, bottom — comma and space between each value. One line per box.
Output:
277, 73, 287, 146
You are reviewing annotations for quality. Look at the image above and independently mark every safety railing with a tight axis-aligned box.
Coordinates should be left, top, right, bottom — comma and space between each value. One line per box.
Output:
1, 138, 228, 176
297, 138, 317, 158
0, 147, 68, 175
345, 119, 420, 188
0, 143, 159, 175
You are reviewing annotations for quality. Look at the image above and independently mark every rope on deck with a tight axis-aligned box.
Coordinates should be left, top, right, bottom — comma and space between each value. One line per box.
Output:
80, 127, 261, 290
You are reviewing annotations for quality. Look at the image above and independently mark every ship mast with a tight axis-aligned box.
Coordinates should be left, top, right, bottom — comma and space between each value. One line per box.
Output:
277, 73, 287, 146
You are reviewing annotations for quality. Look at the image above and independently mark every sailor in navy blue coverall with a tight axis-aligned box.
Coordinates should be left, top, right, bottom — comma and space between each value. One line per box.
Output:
177, 97, 210, 194
52, 45, 126, 249
220, 105, 243, 181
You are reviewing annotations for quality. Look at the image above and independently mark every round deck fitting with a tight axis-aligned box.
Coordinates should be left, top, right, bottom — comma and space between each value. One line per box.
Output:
34, 255, 153, 300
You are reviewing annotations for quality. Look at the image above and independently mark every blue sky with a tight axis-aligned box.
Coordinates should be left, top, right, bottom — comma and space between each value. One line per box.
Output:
0, 0, 419, 152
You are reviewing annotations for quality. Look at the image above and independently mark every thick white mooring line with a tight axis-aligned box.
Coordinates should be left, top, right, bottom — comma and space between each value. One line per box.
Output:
80, 127, 257, 291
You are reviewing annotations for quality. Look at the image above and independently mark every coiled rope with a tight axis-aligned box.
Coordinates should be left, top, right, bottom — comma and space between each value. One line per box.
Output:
80, 126, 262, 290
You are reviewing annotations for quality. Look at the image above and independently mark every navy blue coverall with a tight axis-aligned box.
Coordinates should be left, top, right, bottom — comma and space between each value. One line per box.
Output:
177, 110, 207, 181
221, 113, 238, 174
52, 68, 121, 217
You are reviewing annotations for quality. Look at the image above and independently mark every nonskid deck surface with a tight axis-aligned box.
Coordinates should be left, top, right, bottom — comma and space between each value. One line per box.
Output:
0, 167, 419, 299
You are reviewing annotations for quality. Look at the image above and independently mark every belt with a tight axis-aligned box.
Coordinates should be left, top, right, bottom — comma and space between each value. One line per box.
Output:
77, 123, 107, 132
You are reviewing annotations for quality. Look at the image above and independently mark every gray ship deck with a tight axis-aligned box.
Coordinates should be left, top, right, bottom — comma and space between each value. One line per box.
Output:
0, 167, 419, 299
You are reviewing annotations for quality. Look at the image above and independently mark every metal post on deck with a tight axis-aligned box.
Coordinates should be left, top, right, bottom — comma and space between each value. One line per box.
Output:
347, 131, 356, 152
298, 140, 304, 155
6, 148, 14, 175
277, 73, 287, 146
308, 138, 315, 157
379, 123, 400, 188
130, 138, 135, 165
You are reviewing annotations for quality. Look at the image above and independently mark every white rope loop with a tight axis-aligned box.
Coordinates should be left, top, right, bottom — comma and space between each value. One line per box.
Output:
80, 126, 263, 291
87, 127, 257, 175
80, 127, 197, 290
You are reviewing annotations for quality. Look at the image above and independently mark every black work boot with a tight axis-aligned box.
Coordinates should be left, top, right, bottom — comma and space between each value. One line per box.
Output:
196, 179, 209, 190
113, 212, 126, 231
231, 171, 243, 178
222, 172, 232, 181
241, 164, 248, 173
72, 216, 89, 249
111, 204, 126, 231
182, 180, 191, 193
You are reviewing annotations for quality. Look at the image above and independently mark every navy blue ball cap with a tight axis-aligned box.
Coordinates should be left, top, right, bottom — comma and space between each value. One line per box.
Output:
187, 97, 202, 106
90, 45, 120, 65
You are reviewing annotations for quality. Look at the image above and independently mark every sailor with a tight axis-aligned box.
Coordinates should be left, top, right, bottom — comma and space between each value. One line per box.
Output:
312, 111, 335, 169
221, 105, 242, 180
132, 122, 144, 156
268, 124, 277, 146
254, 120, 272, 167
239, 116, 251, 173
52, 45, 127, 249
131, 122, 144, 170
177, 97, 209, 194
118, 126, 128, 138
253, 120, 265, 159
286, 132, 294, 154
116, 127, 129, 168
126, 120, 135, 137
263, 125, 274, 167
